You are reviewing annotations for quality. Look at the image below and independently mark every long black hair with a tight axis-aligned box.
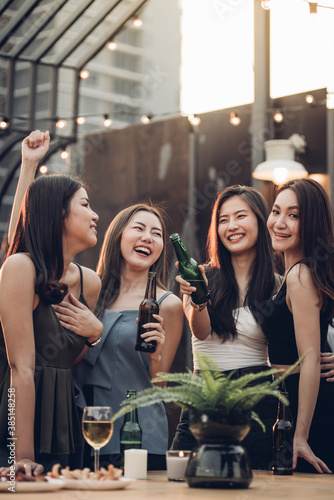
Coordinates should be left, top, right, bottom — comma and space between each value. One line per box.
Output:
205, 185, 275, 340
278, 178, 334, 319
6, 174, 84, 304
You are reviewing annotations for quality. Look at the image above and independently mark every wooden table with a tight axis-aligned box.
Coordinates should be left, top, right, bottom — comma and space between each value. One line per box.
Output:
4, 470, 334, 499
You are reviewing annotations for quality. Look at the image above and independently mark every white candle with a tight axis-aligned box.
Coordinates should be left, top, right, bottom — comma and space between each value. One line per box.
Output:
124, 449, 148, 479
166, 450, 192, 481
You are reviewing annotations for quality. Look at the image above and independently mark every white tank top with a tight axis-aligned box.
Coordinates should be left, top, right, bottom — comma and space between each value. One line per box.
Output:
192, 306, 269, 371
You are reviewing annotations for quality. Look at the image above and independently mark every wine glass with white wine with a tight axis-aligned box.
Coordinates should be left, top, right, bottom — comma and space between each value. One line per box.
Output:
82, 406, 114, 473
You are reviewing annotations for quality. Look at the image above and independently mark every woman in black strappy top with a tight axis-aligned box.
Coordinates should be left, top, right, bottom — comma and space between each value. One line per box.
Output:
0, 131, 102, 476
264, 178, 334, 474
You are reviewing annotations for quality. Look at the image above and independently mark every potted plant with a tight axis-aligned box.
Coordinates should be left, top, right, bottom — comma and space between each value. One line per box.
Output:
111, 353, 303, 488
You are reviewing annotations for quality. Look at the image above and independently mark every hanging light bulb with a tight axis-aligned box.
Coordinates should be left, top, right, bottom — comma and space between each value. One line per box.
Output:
61, 149, 69, 159
261, 0, 271, 10
79, 69, 90, 79
56, 119, 67, 129
0, 117, 9, 129
76, 116, 86, 125
229, 112, 241, 126
188, 114, 201, 126
305, 94, 315, 104
103, 114, 112, 127
39, 165, 48, 174
141, 114, 152, 124
273, 110, 284, 123
132, 16, 143, 28
107, 41, 117, 51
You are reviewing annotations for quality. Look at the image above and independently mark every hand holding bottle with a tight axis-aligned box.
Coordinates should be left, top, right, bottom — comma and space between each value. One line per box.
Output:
137, 313, 165, 358
170, 234, 210, 305
175, 262, 208, 297
135, 272, 162, 354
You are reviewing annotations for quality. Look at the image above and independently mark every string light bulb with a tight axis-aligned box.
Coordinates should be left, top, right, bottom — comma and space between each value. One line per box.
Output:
76, 116, 86, 125
103, 114, 112, 127
132, 16, 143, 28
305, 94, 315, 104
79, 69, 90, 79
56, 119, 67, 129
273, 110, 284, 123
261, 0, 271, 10
107, 41, 117, 51
0, 117, 9, 129
188, 114, 201, 126
141, 114, 152, 124
39, 165, 48, 174
61, 150, 69, 159
229, 112, 241, 126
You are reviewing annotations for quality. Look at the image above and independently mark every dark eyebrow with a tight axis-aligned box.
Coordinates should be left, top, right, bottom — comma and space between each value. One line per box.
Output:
273, 203, 299, 210
219, 209, 248, 218
80, 197, 89, 203
133, 221, 162, 232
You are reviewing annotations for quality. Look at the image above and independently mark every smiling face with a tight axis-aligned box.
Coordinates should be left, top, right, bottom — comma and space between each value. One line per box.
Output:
63, 187, 98, 252
120, 210, 164, 271
217, 196, 259, 257
267, 188, 302, 258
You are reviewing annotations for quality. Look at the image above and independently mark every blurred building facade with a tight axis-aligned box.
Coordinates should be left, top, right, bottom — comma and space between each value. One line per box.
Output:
0, 0, 182, 237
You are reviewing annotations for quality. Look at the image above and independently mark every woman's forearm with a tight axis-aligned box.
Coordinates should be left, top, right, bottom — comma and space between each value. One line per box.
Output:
11, 367, 36, 461
294, 358, 320, 440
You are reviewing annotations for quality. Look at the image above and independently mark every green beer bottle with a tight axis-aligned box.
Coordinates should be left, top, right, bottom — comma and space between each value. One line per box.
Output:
135, 271, 159, 353
120, 390, 142, 467
170, 233, 210, 305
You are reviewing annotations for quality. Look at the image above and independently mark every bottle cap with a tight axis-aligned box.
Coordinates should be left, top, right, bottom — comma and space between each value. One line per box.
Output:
169, 233, 179, 240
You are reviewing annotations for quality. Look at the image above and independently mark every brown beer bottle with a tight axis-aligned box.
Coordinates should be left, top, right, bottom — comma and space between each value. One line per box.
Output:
272, 391, 293, 475
135, 272, 159, 353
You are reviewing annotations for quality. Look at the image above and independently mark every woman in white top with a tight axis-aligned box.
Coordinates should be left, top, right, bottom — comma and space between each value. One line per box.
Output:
171, 185, 279, 471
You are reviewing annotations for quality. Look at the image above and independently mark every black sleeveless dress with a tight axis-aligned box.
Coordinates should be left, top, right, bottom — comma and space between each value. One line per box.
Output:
263, 262, 334, 472
0, 263, 87, 463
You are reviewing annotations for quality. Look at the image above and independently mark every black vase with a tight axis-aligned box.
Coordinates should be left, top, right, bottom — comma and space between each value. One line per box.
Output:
185, 408, 253, 488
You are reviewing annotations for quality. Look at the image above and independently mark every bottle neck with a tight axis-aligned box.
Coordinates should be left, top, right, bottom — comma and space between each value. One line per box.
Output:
145, 273, 157, 300
277, 392, 290, 421
124, 391, 139, 423
124, 407, 139, 423
171, 238, 190, 263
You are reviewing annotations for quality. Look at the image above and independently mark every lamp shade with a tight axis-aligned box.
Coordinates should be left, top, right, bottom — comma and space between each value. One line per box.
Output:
252, 139, 308, 185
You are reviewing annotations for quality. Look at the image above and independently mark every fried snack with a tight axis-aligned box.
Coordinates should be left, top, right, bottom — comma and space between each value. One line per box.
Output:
47, 463, 122, 481
15, 472, 47, 482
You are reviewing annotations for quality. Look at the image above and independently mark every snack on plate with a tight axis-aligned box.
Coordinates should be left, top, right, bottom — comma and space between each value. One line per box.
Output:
15, 472, 47, 482
47, 463, 122, 481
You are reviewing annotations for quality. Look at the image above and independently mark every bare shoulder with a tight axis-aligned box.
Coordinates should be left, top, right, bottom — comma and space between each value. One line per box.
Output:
286, 263, 319, 306
287, 262, 313, 290
0, 254, 36, 310
0, 253, 35, 279
159, 291, 183, 314
80, 265, 101, 290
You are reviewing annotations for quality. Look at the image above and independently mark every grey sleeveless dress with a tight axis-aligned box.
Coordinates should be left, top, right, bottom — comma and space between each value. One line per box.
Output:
73, 292, 172, 455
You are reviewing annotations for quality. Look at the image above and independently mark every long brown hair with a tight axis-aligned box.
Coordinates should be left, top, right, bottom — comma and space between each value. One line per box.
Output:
95, 203, 168, 318
278, 178, 334, 319
205, 185, 275, 340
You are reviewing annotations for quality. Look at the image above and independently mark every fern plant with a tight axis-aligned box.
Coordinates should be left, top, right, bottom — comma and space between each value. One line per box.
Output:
111, 352, 304, 430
